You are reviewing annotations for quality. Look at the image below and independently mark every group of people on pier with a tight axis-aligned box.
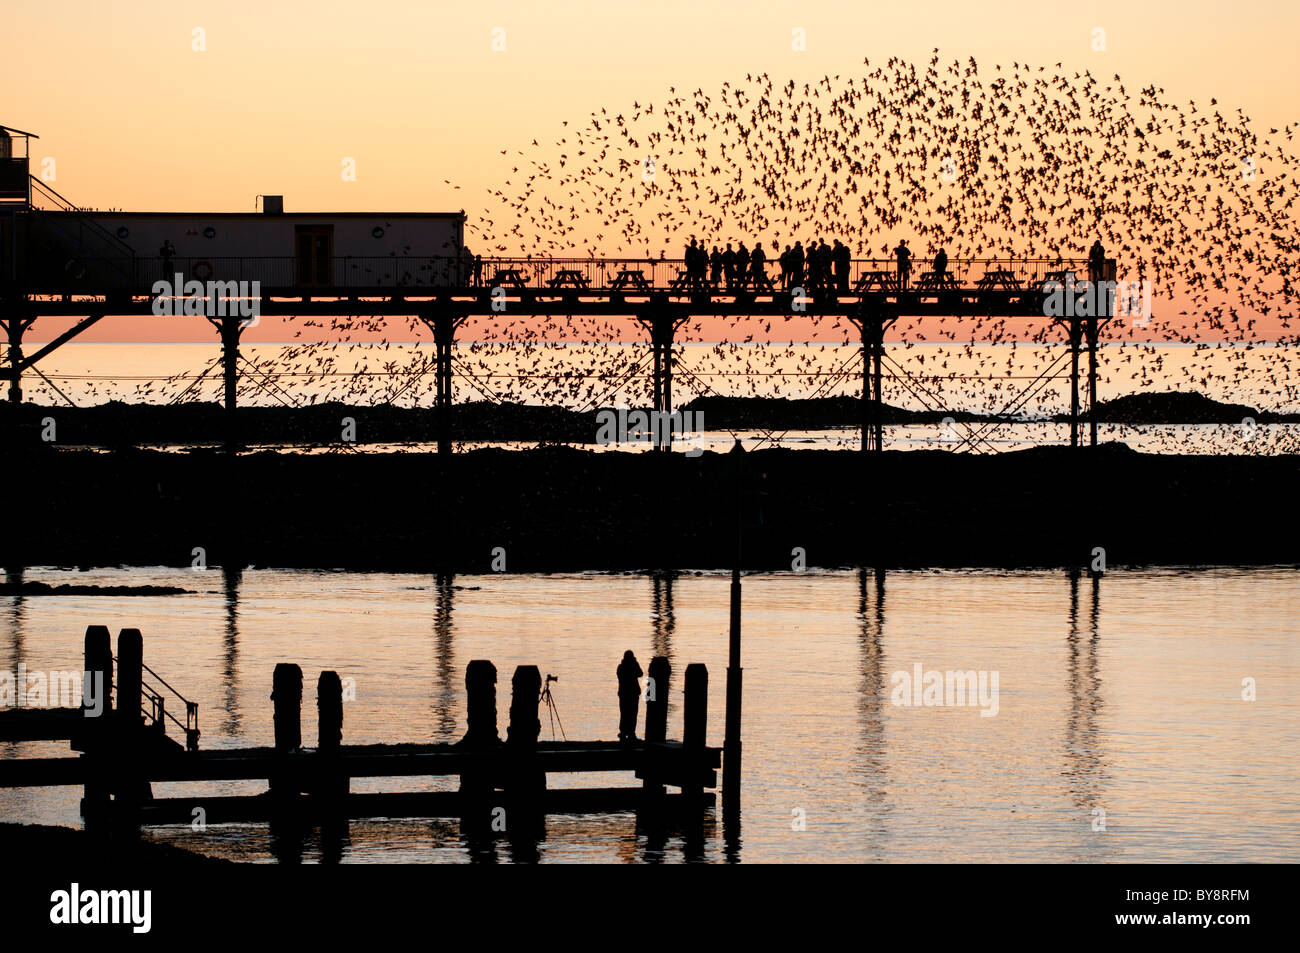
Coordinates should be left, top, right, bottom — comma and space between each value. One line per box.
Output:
682, 237, 860, 294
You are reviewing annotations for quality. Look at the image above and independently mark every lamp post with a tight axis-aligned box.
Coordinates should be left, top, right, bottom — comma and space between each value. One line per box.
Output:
723, 438, 744, 825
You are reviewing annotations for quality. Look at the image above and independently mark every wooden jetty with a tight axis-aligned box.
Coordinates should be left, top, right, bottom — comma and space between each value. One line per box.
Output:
0, 626, 722, 833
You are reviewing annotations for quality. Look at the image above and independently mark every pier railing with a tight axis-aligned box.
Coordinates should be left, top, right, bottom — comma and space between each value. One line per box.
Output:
17, 254, 1092, 297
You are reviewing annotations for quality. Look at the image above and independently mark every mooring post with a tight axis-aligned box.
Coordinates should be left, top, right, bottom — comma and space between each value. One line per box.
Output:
79, 625, 113, 825
114, 628, 150, 812
641, 656, 670, 802
459, 660, 499, 814
116, 628, 143, 732
505, 665, 544, 834
463, 659, 499, 746
270, 663, 302, 799
316, 670, 347, 804
683, 663, 708, 803
645, 656, 670, 744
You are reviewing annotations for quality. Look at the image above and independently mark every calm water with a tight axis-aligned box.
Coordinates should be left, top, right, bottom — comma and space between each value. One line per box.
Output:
1, 566, 1297, 863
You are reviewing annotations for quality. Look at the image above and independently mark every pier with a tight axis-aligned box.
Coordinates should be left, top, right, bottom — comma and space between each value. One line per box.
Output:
0, 129, 1118, 454
0, 626, 724, 836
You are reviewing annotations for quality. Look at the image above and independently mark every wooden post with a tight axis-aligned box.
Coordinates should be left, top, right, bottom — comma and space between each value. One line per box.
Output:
79, 625, 113, 825
317, 671, 342, 752
272, 663, 303, 753
82, 625, 113, 724
507, 665, 541, 748
505, 665, 544, 836
316, 670, 347, 805
113, 628, 150, 813
116, 628, 143, 731
270, 663, 302, 799
459, 660, 499, 820
645, 656, 670, 744
463, 660, 499, 746
641, 656, 670, 803
683, 663, 708, 803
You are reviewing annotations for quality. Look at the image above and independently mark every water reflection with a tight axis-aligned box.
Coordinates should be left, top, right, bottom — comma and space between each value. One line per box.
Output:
856, 567, 890, 860
1064, 570, 1108, 830
650, 570, 677, 661
3, 566, 26, 674
221, 564, 241, 737
432, 572, 457, 741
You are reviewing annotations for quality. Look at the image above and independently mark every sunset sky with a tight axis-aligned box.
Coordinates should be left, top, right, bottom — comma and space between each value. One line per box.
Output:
4, 1, 1297, 353
7, 1, 1297, 216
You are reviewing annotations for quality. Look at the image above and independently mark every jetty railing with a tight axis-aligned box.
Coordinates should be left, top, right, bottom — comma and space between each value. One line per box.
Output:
17, 254, 1092, 296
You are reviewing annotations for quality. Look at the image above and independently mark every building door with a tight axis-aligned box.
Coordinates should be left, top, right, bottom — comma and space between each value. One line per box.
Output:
295, 225, 333, 287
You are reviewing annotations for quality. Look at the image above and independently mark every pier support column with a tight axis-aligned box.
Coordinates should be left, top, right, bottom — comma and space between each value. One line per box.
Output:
316, 670, 347, 805
636, 304, 687, 452
418, 305, 467, 455
3, 312, 33, 404
854, 308, 891, 453
207, 313, 248, 455
270, 662, 303, 803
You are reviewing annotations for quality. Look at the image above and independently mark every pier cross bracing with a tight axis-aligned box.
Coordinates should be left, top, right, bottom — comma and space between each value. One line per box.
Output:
1, 134, 1116, 453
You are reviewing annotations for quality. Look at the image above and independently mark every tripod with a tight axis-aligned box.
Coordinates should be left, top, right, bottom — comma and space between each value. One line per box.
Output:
539, 674, 567, 741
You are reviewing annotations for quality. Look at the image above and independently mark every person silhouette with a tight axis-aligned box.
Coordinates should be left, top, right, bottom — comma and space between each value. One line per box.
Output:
1088, 239, 1106, 284
934, 247, 948, 284
710, 245, 723, 289
894, 240, 912, 289
833, 239, 851, 292
617, 651, 643, 743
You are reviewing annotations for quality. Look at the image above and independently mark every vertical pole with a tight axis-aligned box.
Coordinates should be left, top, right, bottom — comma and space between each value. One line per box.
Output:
506, 665, 544, 832
116, 628, 143, 732
859, 318, 870, 453
316, 670, 347, 805
683, 663, 708, 803
271, 663, 303, 754
80, 625, 113, 824
431, 309, 458, 456
463, 659, 499, 746
270, 662, 302, 801
642, 656, 670, 801
115, 627, 149, 811
317, 670, 342, 752
83, 625, 113, 722
645, 656, 670, 744
5, 316, 23, 403
724, 439, 744, 821
220, 315, 240, 454
1087, 314, 1099, 448
1069, 317, 1081, 448
870, 319, 885, 453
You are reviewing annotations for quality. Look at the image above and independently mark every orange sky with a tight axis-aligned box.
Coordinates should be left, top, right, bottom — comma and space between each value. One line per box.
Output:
5, 1, 1298, 346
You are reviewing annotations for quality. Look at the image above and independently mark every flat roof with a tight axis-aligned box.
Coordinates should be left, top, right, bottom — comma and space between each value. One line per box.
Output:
53, 210, 466, 218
